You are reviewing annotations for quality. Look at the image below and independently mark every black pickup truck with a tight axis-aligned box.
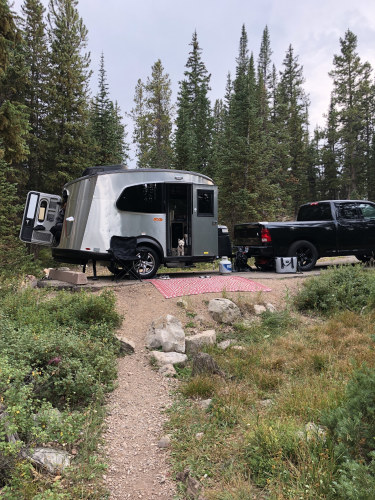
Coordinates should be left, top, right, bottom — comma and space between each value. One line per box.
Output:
233, 200, 375, 271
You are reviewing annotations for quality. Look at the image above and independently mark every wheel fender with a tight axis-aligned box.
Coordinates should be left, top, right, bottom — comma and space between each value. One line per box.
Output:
135, 236, 163, 260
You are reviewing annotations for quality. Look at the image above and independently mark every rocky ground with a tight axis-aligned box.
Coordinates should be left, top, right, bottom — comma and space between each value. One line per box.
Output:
101, 273, 305, 499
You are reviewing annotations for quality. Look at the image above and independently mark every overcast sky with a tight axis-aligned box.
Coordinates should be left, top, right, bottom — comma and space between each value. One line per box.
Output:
11, 0, 375, 166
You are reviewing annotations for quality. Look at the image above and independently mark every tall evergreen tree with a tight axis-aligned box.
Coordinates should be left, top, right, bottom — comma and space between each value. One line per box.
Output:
0, 0, 29, 167
45, 0, 92, 192
131, 60, 173, 168
175, 31, 212, 173
90, 53, 128, 166
21, 0, 49, 192
131, 78, 151, 168
0, 0, 32, 272
258, 25, 273, 98
329, 29, 374, 198
277, 44, 311, 213
320, 97, 340, 198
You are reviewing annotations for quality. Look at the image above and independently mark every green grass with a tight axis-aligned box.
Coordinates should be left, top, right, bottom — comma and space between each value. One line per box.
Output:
167, 268, 375, 499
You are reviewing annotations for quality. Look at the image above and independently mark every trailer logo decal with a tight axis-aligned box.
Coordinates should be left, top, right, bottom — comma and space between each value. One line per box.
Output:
153, 217, 163, 221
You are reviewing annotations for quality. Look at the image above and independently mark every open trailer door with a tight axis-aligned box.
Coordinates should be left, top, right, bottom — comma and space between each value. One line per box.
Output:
19, 191, 62, 246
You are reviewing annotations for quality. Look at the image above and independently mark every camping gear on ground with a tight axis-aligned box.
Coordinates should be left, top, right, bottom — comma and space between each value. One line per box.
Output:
275, 257, 297, 274
107, 236, 142, 281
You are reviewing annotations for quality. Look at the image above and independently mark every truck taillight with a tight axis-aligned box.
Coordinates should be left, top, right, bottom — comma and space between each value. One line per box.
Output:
261, 227, 272, 243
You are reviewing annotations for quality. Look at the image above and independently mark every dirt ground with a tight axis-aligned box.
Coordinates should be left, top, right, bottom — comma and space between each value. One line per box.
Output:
101, 273, 305, 499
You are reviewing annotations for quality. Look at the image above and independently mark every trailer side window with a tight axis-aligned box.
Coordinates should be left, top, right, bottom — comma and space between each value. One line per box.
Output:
116, 183, 164, 213
197, 190, 214, 217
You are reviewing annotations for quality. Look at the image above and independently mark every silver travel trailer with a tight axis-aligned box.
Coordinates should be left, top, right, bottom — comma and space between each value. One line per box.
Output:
20, 165, 231, 278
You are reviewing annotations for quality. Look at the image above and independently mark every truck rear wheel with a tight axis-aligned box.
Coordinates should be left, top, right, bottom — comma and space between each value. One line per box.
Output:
135, 246, 160, 279
288, 240, 318, 272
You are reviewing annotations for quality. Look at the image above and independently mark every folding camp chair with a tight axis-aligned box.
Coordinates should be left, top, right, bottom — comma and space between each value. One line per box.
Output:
107, 236, 142, 281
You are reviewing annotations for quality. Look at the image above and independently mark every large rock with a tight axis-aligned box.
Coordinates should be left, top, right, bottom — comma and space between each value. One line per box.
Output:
185, 330, 216, 354
150, 351, 187, 367
146, 315, 185, 353
26, 447, 72, 473
208, 298, 241, 324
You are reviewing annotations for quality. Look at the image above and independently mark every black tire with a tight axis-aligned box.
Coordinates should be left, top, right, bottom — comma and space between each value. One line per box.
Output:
135, 246, 160, 279
288, 240, 318, 272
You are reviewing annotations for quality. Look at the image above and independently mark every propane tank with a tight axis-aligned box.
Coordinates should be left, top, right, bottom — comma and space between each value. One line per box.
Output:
219, 256, 232, 274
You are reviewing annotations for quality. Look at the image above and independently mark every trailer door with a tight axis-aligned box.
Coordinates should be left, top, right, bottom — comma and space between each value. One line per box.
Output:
191, 185, 218, 256
20, 191, 62, 246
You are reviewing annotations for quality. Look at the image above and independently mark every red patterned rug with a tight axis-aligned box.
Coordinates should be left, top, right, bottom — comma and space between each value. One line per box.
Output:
149, 275, 271, 299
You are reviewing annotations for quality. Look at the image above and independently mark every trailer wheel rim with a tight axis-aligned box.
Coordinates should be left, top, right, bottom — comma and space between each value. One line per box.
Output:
135, 250, 156, 276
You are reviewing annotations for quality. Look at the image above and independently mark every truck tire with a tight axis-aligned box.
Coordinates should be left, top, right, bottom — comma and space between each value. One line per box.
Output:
135, 246, 160, 279
288, 240, 318, 272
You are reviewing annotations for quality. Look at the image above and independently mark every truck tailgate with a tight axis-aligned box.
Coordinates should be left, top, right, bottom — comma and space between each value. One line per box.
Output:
234, 223, 261, 246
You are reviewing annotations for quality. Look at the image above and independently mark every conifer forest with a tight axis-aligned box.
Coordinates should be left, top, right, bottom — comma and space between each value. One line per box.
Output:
1, 0, 375, 269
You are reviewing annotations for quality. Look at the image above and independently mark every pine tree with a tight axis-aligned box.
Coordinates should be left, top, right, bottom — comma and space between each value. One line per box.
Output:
21, 0, 49, 192
277, 44, 310, 213
90, 53, 128, 166
145, 59, 173, 168
329, 29, 374, 198
320, 97, 340, 198
0, 0, 33, 273
0, 0, 29, 166
44, 0, 92, 192
174, 31, 212, 173
131, 60, 173, 168
258, 25, 273, 98
131, 78, 151, 168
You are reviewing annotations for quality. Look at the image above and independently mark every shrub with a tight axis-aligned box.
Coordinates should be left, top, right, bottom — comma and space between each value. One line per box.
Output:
295, 265, 375, 315
0, 285, 121, 495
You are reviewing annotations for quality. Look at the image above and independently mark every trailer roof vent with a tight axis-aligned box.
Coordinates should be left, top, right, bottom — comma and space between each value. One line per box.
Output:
81, 164, 127, 177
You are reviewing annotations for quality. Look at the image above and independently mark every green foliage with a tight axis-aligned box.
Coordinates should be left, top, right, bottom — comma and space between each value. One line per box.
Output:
233, 309, 294, 344
90, 53, 128, 166
174, 31, 213, 173
323, 365, 375, 461
243, 419, 301, 487
0, 285, 121, 495
321, 365, 375, 498
294, 265, 375, 314
44, 0, 92, 191
131, 59, 173, 168
181, 375, 216, 399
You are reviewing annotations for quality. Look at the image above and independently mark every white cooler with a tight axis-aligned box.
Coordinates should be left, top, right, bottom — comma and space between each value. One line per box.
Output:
275, 257, 297, 273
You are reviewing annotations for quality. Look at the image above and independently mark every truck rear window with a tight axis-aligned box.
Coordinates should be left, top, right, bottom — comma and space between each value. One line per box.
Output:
297, 203, 333, 221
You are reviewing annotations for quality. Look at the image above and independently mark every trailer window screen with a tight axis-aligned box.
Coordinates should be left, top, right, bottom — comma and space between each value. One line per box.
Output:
197, 190, 214, 217
116, 183, 164, 213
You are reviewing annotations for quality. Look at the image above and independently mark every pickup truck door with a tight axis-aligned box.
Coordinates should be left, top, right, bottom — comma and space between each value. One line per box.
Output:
335, 202, 366, 253
357, 202, 375, 252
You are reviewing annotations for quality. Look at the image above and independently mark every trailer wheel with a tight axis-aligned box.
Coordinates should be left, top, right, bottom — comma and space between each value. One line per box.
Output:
135, 246, 160, 279
288, 240, 318, 272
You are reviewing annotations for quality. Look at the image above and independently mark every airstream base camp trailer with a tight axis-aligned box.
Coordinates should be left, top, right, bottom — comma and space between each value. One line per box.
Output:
20, 166, 231, 278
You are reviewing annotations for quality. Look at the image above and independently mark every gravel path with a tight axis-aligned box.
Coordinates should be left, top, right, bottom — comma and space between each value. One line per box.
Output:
102, 276, 304, 499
